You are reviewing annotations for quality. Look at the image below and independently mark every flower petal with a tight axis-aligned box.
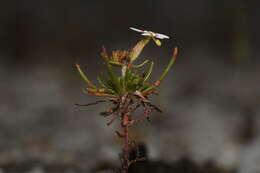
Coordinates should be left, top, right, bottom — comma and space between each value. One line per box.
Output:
129, 27, 144, 33
141, 32, 152, 36
155, 33, 170, 39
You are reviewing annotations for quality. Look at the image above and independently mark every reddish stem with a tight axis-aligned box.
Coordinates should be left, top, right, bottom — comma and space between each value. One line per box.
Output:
121, 112, 130, 173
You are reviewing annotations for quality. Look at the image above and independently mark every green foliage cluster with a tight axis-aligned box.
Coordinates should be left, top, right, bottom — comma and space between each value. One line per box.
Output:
76, 30, 177, 98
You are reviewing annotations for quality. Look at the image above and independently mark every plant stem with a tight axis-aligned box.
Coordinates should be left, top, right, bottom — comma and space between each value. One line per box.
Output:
122, 112, 129, 173
121, 94, 131, 173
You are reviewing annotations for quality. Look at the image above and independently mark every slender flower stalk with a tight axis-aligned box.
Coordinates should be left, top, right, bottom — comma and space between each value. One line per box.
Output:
75, 28, 178, 173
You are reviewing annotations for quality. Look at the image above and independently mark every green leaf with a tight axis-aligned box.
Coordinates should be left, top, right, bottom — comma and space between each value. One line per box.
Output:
104, 60, 122, 94
75, 64, 96, 88
133, 60, 149, 68
159, 47, 178, 81
141, 48, 178, 93
97, 75, 108, 89
143, 61, 154, 82
139, 84, 150, 92
109, 60, 123, 67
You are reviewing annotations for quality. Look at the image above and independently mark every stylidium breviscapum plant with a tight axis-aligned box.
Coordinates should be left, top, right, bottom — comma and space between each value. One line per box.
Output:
75, 27, 178, 173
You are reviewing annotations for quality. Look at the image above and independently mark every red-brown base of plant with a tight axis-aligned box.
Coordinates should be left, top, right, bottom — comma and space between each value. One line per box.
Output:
76, 93, 162, 173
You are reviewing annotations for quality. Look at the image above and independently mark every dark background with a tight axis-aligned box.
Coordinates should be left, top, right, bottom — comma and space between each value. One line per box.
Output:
0, 0, 259, 172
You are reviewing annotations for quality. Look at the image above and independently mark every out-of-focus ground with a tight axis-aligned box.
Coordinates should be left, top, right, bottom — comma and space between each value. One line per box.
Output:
0, 0, 260, 172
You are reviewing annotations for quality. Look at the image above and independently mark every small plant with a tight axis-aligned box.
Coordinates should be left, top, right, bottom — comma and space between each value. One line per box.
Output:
75, 27, 178, 173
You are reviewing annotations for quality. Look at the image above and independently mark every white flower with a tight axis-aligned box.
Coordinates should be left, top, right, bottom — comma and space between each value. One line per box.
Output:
129, 27, 170, 39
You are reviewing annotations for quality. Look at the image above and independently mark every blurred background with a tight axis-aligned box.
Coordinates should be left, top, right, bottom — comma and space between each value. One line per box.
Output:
0, 0, 259, 172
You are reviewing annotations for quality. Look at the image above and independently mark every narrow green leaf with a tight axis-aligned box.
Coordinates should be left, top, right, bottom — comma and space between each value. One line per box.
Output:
97, 76, 108, 88
109, 61, 123, 67
97, 75, 117, 95
159, 47, 178, 81
75, 64, 96, 88
139, 84, 150, 92
104, 60, 122, 94
143, 61, 154, 82
133, 60, 149, 68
